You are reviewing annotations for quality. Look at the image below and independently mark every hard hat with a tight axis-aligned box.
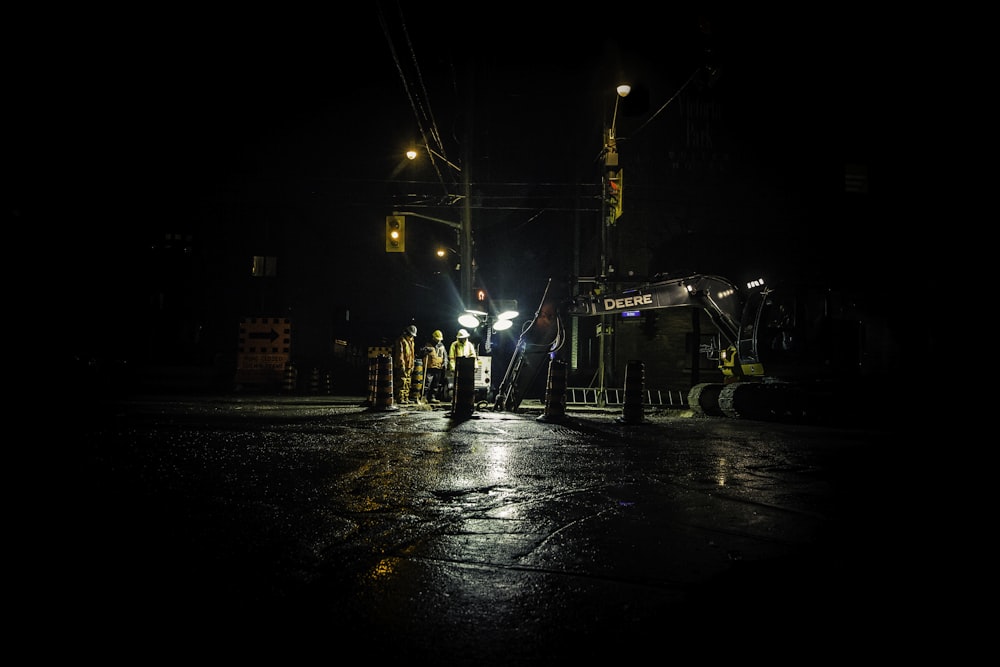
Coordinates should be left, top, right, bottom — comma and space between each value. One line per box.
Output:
456, 329, 469, 339
432, 330, 443, 341
406, 325, 417, 336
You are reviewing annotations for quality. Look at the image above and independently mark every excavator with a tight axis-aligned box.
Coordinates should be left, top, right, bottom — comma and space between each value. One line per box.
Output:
493, 273, 892, 423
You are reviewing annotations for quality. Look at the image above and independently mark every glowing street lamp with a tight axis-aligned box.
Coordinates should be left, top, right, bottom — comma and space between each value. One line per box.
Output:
610, 84, 631, 141
434, 246, 461, 272
406, 146, 461, 172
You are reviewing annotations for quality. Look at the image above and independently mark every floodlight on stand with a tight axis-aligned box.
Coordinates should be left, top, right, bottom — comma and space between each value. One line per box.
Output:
496, 310, 519, 321
492, 318, 514, 332
458, 313, 481, 328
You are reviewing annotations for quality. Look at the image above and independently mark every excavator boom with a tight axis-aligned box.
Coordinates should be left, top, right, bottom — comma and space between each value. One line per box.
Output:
493, 280, 566, 412
566, 274, 745, 345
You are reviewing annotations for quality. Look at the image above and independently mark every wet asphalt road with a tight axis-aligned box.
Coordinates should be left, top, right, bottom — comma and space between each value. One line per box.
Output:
52, 395, 918, 661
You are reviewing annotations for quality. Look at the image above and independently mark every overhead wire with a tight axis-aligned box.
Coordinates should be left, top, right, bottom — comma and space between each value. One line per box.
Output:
620, 66, 705, 143
377, 1, 456, 195
380, 3, 596, 242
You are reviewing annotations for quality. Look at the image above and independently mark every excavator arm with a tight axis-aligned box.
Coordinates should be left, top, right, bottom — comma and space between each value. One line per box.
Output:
566, 274, 744, 345
493, 280, 566, 412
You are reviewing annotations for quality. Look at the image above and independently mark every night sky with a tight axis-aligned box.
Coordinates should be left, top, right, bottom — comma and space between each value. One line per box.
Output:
15, 6, 934, 365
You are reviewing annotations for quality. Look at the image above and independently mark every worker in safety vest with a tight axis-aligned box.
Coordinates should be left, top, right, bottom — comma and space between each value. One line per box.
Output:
420, 329, 447, 403
392, 324, 417, 405
448, 328, 476, 375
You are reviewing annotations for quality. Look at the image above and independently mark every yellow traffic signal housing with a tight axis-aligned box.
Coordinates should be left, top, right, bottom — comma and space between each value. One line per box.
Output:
613, 169, 623, 220
606, 169, 623, 222
385, 215, 405, 252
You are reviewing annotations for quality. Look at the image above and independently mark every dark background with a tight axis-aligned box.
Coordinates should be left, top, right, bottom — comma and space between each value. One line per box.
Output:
13, 6, 939, 382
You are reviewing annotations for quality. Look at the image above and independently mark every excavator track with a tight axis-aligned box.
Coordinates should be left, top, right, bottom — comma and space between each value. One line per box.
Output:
687, 382, 725, 417
717, 381, 812, 421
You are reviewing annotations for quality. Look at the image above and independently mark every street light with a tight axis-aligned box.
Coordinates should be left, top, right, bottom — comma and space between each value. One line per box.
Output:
597, 83, 631, 407
432, 246, 461, 275
405, 145, 474, 307
406, 146, 461, 172
610, 84, 631, 140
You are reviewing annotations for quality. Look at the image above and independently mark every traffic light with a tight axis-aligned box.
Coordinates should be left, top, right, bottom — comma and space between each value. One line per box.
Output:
605, 169, 623, 222
475, 288, 488, 303
385, 215, 405, 252
613, 169, 623, 220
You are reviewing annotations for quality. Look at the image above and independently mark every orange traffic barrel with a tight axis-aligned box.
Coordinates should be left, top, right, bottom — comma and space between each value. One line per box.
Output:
373, 354, 397, 410
537, 359, 567, 422
411, 358, 424, 403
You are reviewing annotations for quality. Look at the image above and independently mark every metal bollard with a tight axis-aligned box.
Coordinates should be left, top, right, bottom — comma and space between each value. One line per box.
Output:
282, 364, 298, 394
537, 359, 567, 422
367, 357, 377, 406
451, 357, 476, 418
619, 359, 645, 424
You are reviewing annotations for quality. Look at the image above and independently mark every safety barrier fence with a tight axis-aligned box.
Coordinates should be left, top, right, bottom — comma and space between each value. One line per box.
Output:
564, 387, 689, 408
285, 362, 689, 409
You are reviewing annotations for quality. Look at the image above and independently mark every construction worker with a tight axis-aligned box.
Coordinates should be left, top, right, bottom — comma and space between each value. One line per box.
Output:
448, 328, 477, 374
392, 324, 417, 405
420, 329, 447, 404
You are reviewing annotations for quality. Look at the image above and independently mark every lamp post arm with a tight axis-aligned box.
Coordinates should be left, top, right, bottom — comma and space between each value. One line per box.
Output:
390, 211, 463, 231
426, 147, 462, 173
610, 97, 622, 142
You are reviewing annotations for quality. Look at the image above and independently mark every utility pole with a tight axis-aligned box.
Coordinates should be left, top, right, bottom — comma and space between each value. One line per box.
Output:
461, 154, 472, 308
597, 84, 630, 407
460, 60, 475, 308
597, 131, 615, 407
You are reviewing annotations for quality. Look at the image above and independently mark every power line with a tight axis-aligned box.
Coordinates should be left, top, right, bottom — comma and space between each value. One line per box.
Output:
622, 66, 705, 143
377, 1, 458, 194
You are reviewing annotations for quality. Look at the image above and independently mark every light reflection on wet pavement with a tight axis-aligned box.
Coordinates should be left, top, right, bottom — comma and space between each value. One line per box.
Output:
60, 396, 910, 660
